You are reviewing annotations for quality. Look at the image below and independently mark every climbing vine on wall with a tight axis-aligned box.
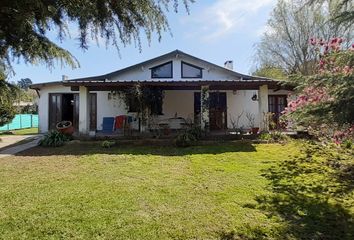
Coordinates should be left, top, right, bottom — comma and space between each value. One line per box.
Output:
201, 86, 210, 131
112, 84, 164, 126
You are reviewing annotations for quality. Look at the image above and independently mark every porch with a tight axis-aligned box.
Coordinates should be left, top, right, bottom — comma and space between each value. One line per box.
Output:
50, 80, 279, 137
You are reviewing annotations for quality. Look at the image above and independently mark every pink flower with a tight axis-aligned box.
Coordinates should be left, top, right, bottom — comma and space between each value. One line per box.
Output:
331, 38, 338, 44
310, 38, 316, 45
343, 66, 353, 75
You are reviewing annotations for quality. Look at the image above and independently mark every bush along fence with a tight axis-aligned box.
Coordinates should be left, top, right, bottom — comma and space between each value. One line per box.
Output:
0, 114, 38, 131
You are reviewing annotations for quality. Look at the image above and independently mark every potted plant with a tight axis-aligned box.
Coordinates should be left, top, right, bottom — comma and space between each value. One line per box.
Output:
56, 121, 74, 135
246, 112, 259, 135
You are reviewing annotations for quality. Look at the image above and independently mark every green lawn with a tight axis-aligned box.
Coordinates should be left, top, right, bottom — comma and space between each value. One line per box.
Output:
0, 127, 38, 136
0, 141, 353, 239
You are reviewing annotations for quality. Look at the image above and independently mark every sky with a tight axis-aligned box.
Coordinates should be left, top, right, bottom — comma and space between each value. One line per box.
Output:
9, 0, 277, 84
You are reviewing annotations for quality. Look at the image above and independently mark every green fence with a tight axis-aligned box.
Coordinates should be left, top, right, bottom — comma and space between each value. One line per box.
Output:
0, 114, 38, 131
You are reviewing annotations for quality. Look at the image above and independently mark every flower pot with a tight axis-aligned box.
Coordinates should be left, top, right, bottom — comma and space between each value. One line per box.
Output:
251, 127, 259, 135
56, 121, 74, 135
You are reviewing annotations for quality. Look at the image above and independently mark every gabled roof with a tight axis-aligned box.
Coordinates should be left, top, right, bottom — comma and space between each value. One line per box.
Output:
31, 49, 282, 90
64, 49, 272, 83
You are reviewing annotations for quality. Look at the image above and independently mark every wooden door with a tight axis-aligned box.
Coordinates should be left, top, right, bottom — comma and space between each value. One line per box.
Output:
268, 95, 287, 128
73, 94, 80, 130
48, 93, 62, 130
194, 92, 201, 125
209, 92, 227, 130
89, 93, 97, 131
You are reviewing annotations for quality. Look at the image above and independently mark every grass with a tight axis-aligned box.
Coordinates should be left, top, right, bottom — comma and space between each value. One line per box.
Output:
0, 127, 38, 136
0, 141, 353, 239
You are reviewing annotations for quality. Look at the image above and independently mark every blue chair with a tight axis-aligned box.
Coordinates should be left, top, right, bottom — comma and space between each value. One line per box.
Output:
101, 117, 115, 133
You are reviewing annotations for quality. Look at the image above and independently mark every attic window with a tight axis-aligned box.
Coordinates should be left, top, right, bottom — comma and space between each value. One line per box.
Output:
151, 61, 173, 78
181, 61, 203, 78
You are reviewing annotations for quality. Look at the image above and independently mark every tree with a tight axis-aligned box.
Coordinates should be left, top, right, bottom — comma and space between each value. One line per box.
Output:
0, 68, 19, 126
307, 0, 354, 25
254, 0, 353, 75
252, 65, 287, 80
17, 78, 32, 90
0, 0, 192, 71
283, 38, 354, 143
16, 78, 36, 105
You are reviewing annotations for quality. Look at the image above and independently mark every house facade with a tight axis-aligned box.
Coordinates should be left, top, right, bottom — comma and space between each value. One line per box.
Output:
31, 50, 291, 135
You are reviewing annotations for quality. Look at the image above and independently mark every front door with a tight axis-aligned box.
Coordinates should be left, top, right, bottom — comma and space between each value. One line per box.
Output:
48, 93, 62, 130
209, 92, 227, 130
49, 93, 80, 131
268, 95, 287, 128
73, 94, 79, 130
194, 92, 227, 130
89, 93, 97, 131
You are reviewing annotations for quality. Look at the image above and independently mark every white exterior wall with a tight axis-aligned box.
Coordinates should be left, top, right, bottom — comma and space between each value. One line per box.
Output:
37, 85, 263, 133
95, 91, 127, 130
37, 85, 75, 133
112, 57, 236, 82
36, 53, 291, 133
161, 90, 260, 129
226, 90, 260, 129
79, 86, 89, 134
162, 91, 195, 121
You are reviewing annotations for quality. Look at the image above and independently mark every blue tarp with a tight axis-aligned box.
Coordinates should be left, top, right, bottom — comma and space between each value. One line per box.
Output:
0, 114, 38, 131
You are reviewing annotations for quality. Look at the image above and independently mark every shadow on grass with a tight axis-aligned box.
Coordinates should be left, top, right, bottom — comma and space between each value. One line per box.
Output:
0, 128, 38, 136
16, 141, 257, 157
0, 138, 35, 151
244, 142, 354, 240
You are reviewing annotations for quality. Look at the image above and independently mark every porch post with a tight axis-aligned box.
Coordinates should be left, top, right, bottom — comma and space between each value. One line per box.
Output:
200, 85, 210, 132
258, 84, 269, 131
79, 86, 89, 135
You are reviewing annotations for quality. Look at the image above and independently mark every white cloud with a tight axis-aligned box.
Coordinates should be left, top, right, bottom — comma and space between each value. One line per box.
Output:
181, 0, 276, 42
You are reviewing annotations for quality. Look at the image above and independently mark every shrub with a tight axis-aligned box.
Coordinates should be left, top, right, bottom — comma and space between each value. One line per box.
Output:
187, 126, 203, 140
175, 125, 204, 147
175, 132, 197, 147
39, 130, 71, 147
101, 140, 115, 148
259, 132, 272, 141
258, 131, 289, 143
342, 139, 352, 149
271, 131, 288, 142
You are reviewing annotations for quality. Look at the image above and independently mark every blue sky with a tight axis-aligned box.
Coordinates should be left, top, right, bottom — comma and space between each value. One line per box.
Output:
9, 0, 277, 84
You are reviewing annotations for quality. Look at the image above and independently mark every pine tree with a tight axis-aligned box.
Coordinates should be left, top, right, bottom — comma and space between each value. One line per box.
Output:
0, 0, 192, 71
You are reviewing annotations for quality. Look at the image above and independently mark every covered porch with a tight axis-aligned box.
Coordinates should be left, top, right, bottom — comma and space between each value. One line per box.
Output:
62, 80, 279, 137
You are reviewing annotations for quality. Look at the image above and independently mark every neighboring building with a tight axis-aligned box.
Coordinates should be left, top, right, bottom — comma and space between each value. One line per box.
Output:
31, 50, 291, 135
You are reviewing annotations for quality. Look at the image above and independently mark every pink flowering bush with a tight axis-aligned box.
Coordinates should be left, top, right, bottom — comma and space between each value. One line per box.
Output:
284, 38, 354, 144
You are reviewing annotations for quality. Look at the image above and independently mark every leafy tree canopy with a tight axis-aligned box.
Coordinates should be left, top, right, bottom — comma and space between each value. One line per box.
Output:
0, 73, 19, 126
254, 0, 353, 75
252, 65, 287, 80
0, 0, 192, 71
284, 38, 354, 142
17, 78, 33, 90
307, 0, 354, 25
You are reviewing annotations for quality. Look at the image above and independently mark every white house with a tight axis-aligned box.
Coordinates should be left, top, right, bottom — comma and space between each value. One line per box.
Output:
31, 50, 291, 136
